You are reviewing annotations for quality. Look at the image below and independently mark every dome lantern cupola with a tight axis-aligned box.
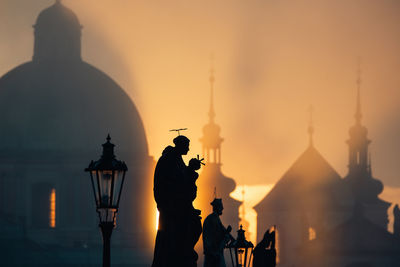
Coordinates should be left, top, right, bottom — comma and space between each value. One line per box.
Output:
33, 0, 82, 62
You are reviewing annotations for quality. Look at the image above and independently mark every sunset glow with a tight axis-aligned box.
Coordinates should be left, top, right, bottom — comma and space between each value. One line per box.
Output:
3, 1, 400, 265
155, 210, 159, 231
230, 184, 273, 244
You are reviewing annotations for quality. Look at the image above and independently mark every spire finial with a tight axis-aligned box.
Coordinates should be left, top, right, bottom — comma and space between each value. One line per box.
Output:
55, 0, 62, 4
208, 53, 216, 123
307, 105, 314, 146
355, 58, 362, 124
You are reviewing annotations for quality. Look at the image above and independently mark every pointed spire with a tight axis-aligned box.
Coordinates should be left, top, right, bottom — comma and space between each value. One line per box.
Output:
307, 105, 314, 147
355, 59, 362, 124
208, 53, 216, 123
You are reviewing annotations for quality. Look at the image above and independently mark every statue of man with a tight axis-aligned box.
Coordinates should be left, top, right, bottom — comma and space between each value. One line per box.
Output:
203, 198, 232, 267
152, 135, 203, 267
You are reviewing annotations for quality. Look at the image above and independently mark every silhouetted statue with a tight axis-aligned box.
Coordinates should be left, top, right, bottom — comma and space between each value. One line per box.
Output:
253, 227, 276, 267
203, 198, 233, 267
152, 135, 203, 267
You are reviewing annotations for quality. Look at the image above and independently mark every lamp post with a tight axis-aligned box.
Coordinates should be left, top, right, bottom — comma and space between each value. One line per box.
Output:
226, 225, 254, 267
85, 135, 128, 267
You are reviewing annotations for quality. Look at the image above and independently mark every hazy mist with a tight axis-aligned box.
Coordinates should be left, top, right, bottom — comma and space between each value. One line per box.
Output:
1, 0, 400, 187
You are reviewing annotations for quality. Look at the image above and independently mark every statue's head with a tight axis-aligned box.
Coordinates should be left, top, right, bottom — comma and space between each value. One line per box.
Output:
173, 135, 190, 155
211, 198, 223, 215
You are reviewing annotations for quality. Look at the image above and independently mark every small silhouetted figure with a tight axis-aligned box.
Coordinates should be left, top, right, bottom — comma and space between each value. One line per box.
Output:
253, 227, 276, 267
203, 198, 232, 267
152, 135, 203, 267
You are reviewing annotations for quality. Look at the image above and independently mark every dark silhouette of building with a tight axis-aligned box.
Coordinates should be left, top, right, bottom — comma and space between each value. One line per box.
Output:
0, 1, 154, 265
254, 73, 399, 267
299, 204, 400, 267
343, 74, 390, 229
195, 62, 241, 230
254, 122, 352, 266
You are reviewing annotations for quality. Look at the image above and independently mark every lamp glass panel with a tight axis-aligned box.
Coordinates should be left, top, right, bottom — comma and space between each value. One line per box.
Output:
99, 170, 113, 207
111, 170, 125, 206
238, 248, 245, 267
91, 171, 100, 206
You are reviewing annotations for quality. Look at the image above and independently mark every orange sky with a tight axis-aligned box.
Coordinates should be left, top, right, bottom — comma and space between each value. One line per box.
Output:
1, 0, 400, 188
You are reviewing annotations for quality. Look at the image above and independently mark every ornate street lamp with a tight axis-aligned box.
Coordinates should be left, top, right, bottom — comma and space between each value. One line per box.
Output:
85, 135, 128, 267
226, 225, 254, 267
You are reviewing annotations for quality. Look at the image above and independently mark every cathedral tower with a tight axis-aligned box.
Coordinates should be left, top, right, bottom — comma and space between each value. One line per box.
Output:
196, 59, 241, 230
344, 65, 390, 229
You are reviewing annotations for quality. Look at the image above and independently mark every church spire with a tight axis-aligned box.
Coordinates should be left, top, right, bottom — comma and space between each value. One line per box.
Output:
307, 105, 314, 147
355, 59, 362, 124
347, 60, 371, 175
200, 54, 224, 165
208, 54, 216, 123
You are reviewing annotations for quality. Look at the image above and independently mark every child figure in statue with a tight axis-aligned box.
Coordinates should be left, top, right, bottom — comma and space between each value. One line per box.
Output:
184, 157, 203, 216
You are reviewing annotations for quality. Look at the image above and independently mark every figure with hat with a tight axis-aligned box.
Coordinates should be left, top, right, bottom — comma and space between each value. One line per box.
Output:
152, 132, 204, 267
203, 198, 233, 267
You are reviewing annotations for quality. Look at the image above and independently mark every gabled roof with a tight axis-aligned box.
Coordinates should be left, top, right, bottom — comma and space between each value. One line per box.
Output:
254, 145, 352, 212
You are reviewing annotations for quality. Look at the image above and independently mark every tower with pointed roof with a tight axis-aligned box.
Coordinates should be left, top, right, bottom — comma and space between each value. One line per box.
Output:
195, 59, 241, 231
254, 110, 352, 266
343, 65, 390, 229
200, 59, 223, 164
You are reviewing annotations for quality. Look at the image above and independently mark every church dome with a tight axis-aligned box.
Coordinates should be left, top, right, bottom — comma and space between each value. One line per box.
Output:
0, 61, 148, 160
0, 1, 149, 158
0, 1, 154, 252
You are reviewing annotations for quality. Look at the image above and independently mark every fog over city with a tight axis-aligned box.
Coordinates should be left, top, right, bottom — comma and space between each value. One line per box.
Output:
2, 0, 400, 187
